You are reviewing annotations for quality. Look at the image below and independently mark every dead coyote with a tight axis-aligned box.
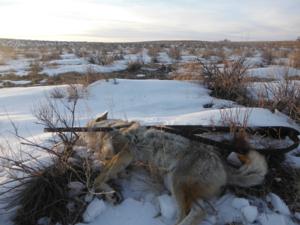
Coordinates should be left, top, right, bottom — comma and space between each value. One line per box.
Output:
83, 113, 268, 225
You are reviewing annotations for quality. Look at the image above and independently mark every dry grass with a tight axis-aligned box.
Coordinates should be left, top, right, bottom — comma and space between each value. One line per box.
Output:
148, 46, 160, 57
66, 84, 88, 101
171, 62, 203, 80
0, 45, 17, 60
261, 49, 274, 65
50, 87, 66, 99
289, 51, 300, 68
259, 76, 300, 122
41, 50, 62, 61
28, 60, 43, 77
168, 46, 181, 60
0, 92, 100, 225
11, 163, 73, 225
127, 61, 143, 72
2, 148, 100, 225
88, 51, 115, 66
200, 57, 250, 103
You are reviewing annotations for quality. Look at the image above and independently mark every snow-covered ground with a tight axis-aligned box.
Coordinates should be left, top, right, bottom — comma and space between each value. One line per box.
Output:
0, 57, 33, 76
247, 66, 300, 79
0, 79, 299, 225
1, 49, 300, 82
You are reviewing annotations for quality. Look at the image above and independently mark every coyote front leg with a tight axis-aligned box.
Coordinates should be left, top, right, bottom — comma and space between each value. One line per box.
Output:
93, 148, 133, 202
94, 149, 133, 189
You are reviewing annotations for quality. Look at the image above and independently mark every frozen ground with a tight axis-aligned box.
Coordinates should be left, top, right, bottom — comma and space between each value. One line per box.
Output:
247, 66, 300, 79
1, 50, 300, 82
0, 79, 299, 225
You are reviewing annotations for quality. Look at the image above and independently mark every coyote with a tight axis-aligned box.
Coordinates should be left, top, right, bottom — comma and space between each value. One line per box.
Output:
83, 113, 268, 225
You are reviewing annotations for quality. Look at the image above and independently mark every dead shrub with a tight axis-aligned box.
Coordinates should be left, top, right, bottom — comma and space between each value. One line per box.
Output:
82, 66, 105, 85
200, 57, 250, 103
0, 45, 17, 60
127, 61, 143, 72
262, 76, 300, 122
88, 51, 115, 66
41, 51, 61, 61
1, 146, 98, 225
50, 87, 66, 99
0, 57, 6, 65
66, 84, 88, 102
261, 49, 274, 65
168, 47, 181, 60
171, 62, 203, 80
23, 51, 40, 59
0, 91, 101, 225
289, 51, 300, 68
11, 163, 74, 225
202, 49, 217, 59
148, 46, 160, 58
28, 60, 43, 77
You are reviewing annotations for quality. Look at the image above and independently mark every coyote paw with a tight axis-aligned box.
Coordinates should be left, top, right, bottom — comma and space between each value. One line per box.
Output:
104, 190, 123, 205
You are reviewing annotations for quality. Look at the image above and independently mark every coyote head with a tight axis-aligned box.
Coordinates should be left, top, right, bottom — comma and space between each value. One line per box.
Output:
84, 112, 139, 161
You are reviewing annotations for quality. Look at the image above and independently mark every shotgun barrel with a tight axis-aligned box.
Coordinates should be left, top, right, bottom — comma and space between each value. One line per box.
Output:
43, 125, 299, 154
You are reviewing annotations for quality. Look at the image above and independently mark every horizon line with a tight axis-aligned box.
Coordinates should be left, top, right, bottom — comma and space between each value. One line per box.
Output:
0, 37, 299, 44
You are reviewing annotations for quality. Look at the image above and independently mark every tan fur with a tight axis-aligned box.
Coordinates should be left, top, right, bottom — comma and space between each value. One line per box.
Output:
82, 117, 268, 225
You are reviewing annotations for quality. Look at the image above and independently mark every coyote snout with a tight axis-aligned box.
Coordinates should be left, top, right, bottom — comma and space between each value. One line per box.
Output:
83, 113, 268, 225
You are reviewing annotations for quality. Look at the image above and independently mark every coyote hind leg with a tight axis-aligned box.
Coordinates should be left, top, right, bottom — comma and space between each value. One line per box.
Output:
177, 203, 206, 225
172, 182, 189, 223
172, 181, 207, 225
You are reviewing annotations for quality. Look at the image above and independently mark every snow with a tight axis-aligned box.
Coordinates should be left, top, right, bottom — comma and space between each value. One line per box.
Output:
42, 60, 127, 76
241, 205, 258, 223
80, 198, 164, 225
180, 55, 198, 63
41, 50, 152, 76
231, 198, 250, 209
0, 80, 31, 85
157, 52, 173, 64
48, 57, 87, 66
245, 56, 264, 67
136, 74, 146, 78
258, 213, 289, 225
37, 217, 51, 225
157, 194, 177, 220
123, 49, 151, 64
267, 193, 291, 216
83, 198, 107, 223
247, 66, 300, 79
0, 57, 32, 76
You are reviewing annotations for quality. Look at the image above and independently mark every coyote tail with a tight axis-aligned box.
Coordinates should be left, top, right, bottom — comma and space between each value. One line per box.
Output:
226, 150, 268, 187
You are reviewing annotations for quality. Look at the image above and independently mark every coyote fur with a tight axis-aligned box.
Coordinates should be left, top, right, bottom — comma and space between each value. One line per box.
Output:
83, 113, 268, 225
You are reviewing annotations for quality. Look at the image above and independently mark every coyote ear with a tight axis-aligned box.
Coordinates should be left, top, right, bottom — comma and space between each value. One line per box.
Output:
95, 111, 108, 122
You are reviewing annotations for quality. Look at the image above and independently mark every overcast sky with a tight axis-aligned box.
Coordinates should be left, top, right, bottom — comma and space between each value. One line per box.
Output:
0, 0, 299, 42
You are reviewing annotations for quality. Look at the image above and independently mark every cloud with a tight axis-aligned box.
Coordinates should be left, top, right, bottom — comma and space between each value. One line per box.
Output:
0, 0, 299, 41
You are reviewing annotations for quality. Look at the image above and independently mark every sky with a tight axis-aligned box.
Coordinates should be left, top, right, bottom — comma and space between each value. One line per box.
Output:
0, 0, 299, 42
